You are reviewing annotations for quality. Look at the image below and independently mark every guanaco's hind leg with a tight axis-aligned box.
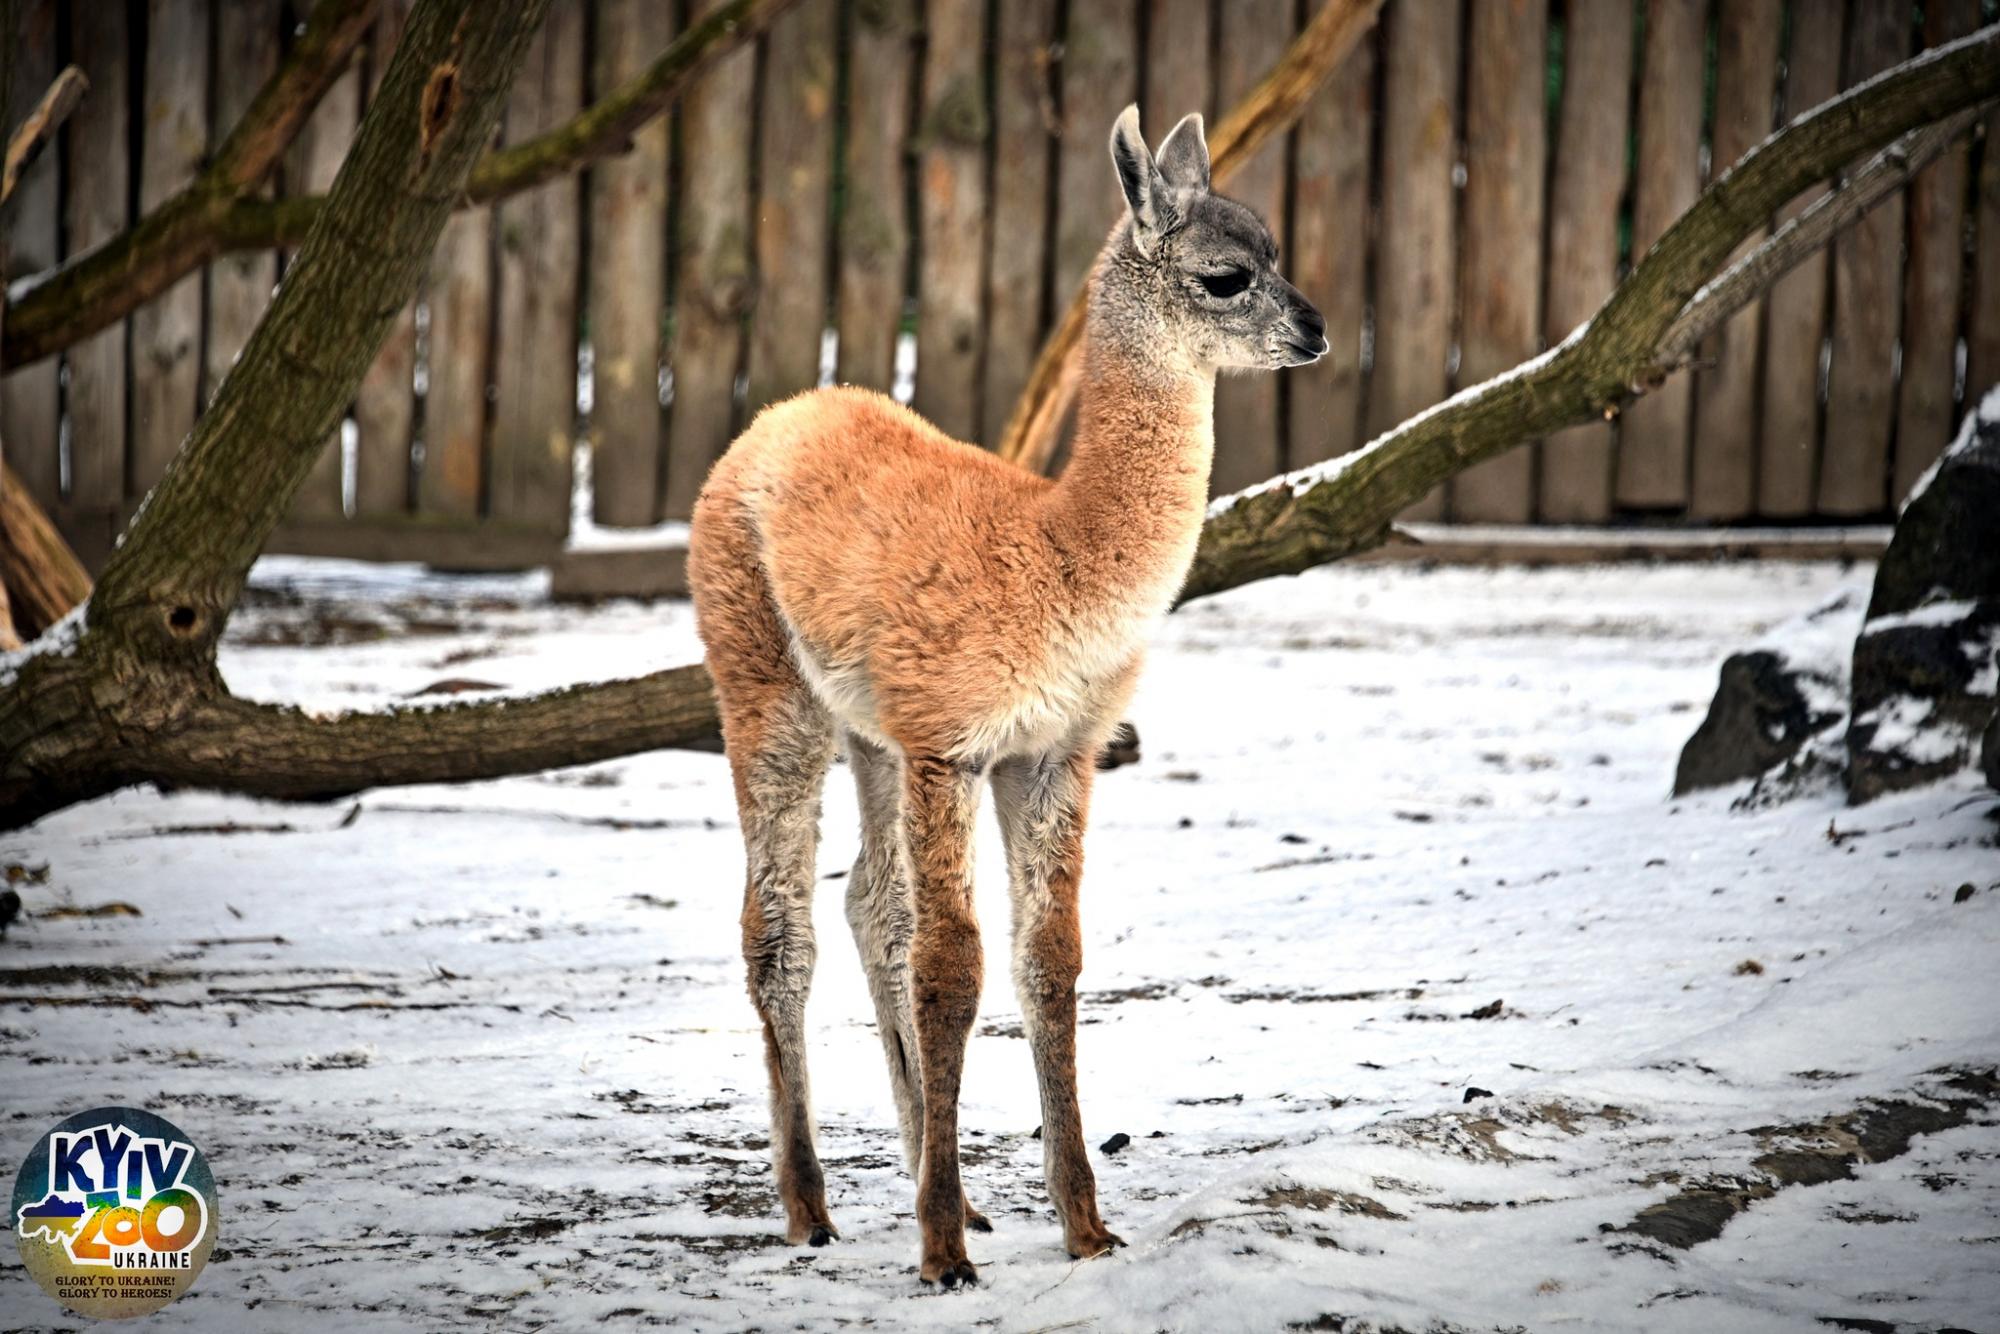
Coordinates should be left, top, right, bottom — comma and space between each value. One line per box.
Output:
729, 686, 836, 1245
901, 754, 985, 1286
693, 511, 839, 1246
990, 750, 1123, 1259
844, 734, 991, 1234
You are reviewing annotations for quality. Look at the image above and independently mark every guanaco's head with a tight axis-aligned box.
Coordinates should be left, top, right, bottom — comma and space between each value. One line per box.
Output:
1104, 104, 1328, 373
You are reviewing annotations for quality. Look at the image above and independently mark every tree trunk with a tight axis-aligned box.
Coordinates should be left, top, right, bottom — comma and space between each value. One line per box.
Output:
2, 0, 554, 823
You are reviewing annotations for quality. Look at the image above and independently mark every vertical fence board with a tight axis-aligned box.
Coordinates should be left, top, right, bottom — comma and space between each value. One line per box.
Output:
1210, 0, 1293, 496
913, 0, 989, 442
1818, 0, 1908, 517
2, 0, 63, 510
743, 1, 836, 419
1758, 2, 1842, 516
131, 0, 210, 497
1052, 0, 1139, 305
1142, 0, 1209, 135
204, 0, 280, 408
285, 29, 362, 522
979, 0, 1057, 447
1970, 113, 2000, 416
420, 210, 493, 518
664, 0, 759, 516
490, 6, 583, 531
1615, 0, 1703, 510
588, 0, 673, 527
1892, 0, 1979, 505
1286, 10, 1370, 469
834, 0, 916, 394
1539, 0, 1632, 522
64, 0, 129, 524
1688, 0, 1779, 519
353, 0, 416, 517
1452, 0, 1547, 522
1367, 0, 1458, 518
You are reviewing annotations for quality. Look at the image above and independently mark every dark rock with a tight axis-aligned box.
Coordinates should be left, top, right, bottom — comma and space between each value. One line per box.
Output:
1847, 610, 2000, 803
1096, 722, 1141, 771
1867, 400, 2000, 619
1099, 1132, 1131, 1156
1955, 884, 1977, 904
1848, 398, 2000, 801
1462, 1087, 1493, 1103
1677, 649, 1846, 795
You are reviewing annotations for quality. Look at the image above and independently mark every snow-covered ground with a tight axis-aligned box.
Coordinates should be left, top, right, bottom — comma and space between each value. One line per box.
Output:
3, 557, 1996, 1333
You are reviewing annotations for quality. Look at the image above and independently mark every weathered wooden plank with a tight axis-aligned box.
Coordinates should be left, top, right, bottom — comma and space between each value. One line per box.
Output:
2, 0, 63, 509
285, 19, 363, 522
1286, 10, 1370, 469
1969, 107, 2000, 416
1614, 0, 1703, 511
913, 0, 988, 442
1142, 0, 1210, 135
586, 0, 672, 527
352, 0, 417, 516
1688, 0, 1780, 520
489, 5, 583, 531
1539, 0, 1631, 522
204, 0, 280, 408
1210, 0, 1292, 496
743, 0, 836, 417
63, 0, 129, 517
130, 0, 211, 496
419, 208, 493, 518
1818, 0, 1909, 517
1891, 0, 1979, 506
664, 0, 758, 517
1367, 0, 1458, 518
1452, 0, 1547, 522
265, 516, 563, 571
1758, 0, 1843, 517
978, 0, 1057, 447
1051, 0, 1138, 305
833, 0, 916, 394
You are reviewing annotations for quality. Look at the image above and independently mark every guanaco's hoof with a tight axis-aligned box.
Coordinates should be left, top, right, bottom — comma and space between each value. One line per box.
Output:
922, 1258, 980, 1289
965, 1205, 994, 1233
1066, 1228, 1125, 1259
808, 1225, 834, 1247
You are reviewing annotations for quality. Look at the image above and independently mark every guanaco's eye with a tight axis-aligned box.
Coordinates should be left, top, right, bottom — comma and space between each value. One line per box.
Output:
1199, 267, 1252, 299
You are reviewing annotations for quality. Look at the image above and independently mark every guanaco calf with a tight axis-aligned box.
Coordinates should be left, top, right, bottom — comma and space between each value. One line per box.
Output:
687, 106, 1327, 1287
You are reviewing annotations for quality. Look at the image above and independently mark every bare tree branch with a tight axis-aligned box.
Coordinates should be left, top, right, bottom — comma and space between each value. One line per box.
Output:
1657, 104, 1989, 368
2, 63, 86, 205
996, 0, 1386, 472
1, 0, 797, 368
1178, 24, 2000, 604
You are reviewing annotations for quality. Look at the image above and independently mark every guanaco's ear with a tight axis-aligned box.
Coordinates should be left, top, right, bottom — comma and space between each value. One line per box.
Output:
1109, 104, 1171, 253
1155, 112, 1210, 191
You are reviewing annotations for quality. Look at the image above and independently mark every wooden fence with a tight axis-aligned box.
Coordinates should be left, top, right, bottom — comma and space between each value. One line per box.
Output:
7, 0, 2000, 575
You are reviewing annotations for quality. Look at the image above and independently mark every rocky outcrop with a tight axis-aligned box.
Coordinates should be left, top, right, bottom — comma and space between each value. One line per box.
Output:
1675, 590, 1858, 798
1846, 398, 2000, 803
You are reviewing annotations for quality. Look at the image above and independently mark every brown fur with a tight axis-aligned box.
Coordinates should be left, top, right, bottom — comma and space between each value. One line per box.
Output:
687, 106, 1324, 1286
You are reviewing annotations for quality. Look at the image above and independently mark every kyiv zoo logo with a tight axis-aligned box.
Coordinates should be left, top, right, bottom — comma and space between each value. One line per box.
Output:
12, 1107, 218, 1319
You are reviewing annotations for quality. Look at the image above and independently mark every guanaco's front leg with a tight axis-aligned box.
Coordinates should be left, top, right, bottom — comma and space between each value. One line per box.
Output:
901, 754, 985, 1287
991, 749, 1122, 1259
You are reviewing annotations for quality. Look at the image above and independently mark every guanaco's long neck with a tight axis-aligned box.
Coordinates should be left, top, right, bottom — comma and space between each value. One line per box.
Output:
1047, 320, 1216, 605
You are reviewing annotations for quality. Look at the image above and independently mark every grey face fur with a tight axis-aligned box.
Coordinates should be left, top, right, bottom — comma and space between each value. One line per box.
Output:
1107, 105, 1329, 372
